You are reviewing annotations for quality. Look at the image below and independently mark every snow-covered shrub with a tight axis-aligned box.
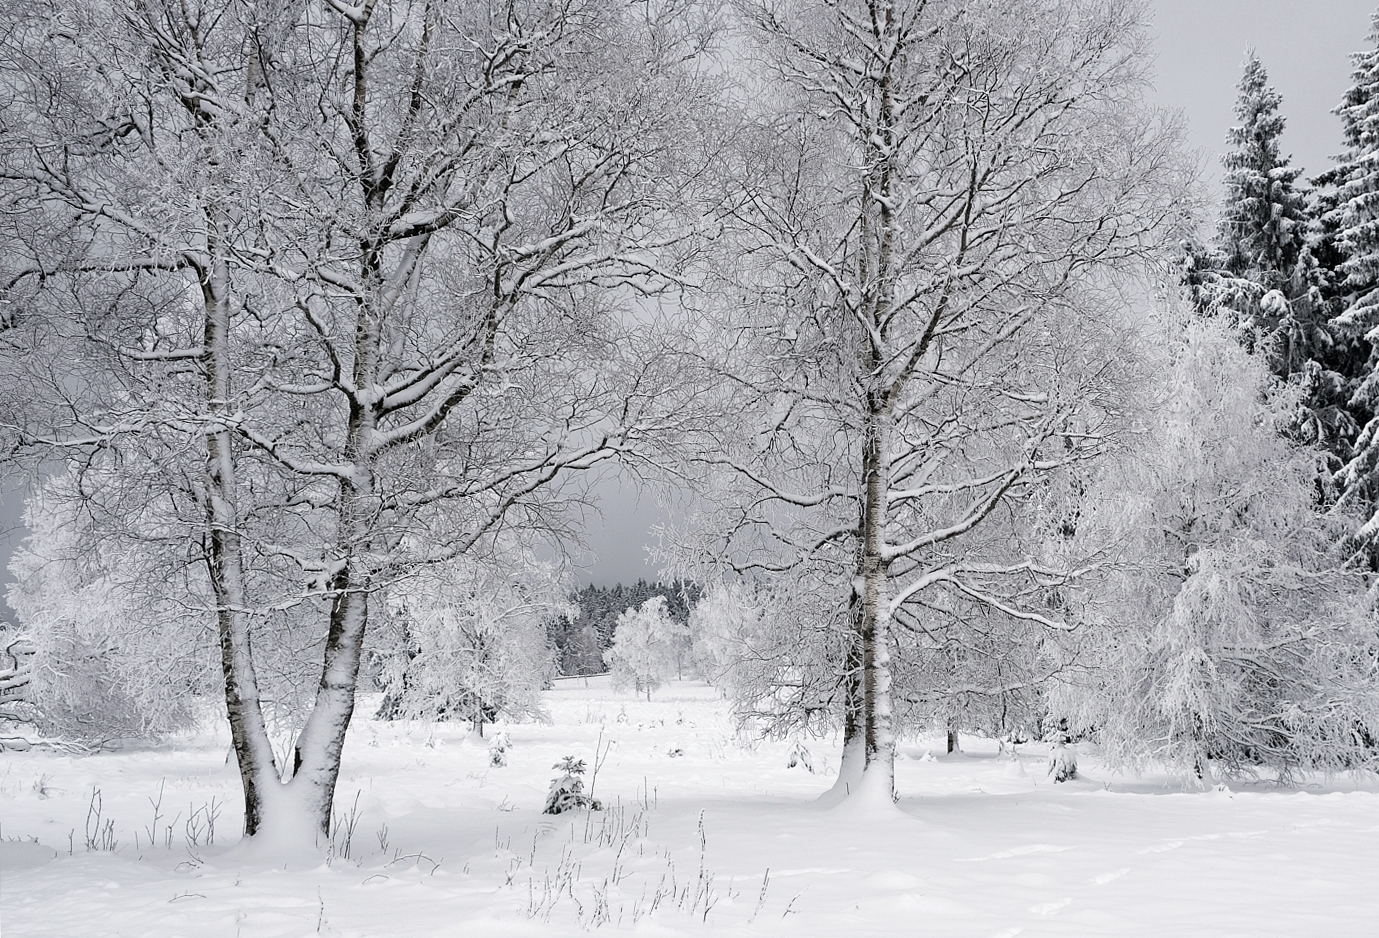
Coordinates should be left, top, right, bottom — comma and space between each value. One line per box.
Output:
1046, 719, 1078, 782
604, 597, 688, 700
371, 550, 566, 735
542, 756, 601, 814
1048, 741, 1078, 782
7, 460, 329, 754
488, 731, 512, 768
786, 740, 814, 772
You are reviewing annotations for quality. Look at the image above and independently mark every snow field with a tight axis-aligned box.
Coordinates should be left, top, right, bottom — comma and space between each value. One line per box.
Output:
2, 677, 1378, 937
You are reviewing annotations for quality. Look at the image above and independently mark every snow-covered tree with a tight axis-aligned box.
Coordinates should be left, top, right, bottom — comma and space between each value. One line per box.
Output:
1209, 54, 1315, 358
371, 551, 566, 736
605, 597, 688, 700
889, 593, 1062, 748
1, 0, 721, 847
1057, 317, 1379, 781
1218, 54, 1310, 293
1186, 53, 1349, 466
686, 574, 852, 731
687, 580, 760, 689
542, 756, 601, 814
0, 626, 37, 751
675, 0, 1189, 804
6, 469, 218, 744
550, 581, 701, 677
1327, 14, 1379, 340
1324, 13, 1379, 557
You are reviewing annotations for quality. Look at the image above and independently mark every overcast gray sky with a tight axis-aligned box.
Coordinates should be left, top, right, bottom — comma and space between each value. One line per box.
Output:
2, 0, 1375, 612
1154, 0, 1374, 182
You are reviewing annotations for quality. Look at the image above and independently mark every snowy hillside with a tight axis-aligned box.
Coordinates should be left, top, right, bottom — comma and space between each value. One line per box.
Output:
3, 678, 1375, 937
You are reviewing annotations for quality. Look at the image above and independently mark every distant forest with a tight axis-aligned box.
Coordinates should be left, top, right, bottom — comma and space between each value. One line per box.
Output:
548, 581, 701, 676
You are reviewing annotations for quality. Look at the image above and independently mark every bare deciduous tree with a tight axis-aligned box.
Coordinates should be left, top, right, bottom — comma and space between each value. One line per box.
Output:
2, 0, 720, 844
681, 0, 1190, 803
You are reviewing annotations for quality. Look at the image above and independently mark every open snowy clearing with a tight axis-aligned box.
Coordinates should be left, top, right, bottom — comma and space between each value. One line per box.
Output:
2, 678, 1376, 937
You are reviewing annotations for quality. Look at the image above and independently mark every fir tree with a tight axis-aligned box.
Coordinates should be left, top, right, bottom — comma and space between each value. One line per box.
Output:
1327, 14, 1379, 339
1323, 13, 1379, 554
1220, 55, 1340, 417
1194, 53, 1351, 479
1217, 52, 1309, 296
1192, 51, 1310, 357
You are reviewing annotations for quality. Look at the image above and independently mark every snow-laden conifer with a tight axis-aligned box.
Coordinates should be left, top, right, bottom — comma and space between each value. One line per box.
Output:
542, 757, 601, 814
1218, 54, 1310, 291
1328, 14, 1379, 340
1193, 53, 1349, 464
1326, 13, 1379, 554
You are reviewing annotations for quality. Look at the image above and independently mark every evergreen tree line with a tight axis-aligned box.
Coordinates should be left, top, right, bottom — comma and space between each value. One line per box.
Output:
1186, 18, 1379, 561
546, 581, 701, 677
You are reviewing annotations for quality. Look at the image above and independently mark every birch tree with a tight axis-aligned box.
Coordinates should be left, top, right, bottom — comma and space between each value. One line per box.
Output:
2, 0, 720, 845
683, 0, 1189, 804
605, 596, 688, 699
372, 546, 567, 736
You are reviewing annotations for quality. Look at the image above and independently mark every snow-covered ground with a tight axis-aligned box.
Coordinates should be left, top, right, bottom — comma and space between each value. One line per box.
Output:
2, 677, 1376, 937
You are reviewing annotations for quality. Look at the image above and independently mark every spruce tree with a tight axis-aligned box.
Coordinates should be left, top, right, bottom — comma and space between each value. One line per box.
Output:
1327, 15, 1379, 338
1323, 13, 1379, 554
1217, 52, 1309, 297
1199, 53, 1351, 473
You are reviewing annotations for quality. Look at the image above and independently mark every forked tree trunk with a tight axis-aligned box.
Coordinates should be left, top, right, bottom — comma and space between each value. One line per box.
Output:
212, 499, 373, 842
202, 219, 377, 840
285, 583, 370, 836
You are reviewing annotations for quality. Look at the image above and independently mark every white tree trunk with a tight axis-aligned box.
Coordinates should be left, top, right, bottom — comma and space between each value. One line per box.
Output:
826, 411, 898, 808
200, 229, 284, 838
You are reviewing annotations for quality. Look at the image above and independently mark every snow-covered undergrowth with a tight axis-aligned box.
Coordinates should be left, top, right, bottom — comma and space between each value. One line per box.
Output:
3, 678, 1376, 937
